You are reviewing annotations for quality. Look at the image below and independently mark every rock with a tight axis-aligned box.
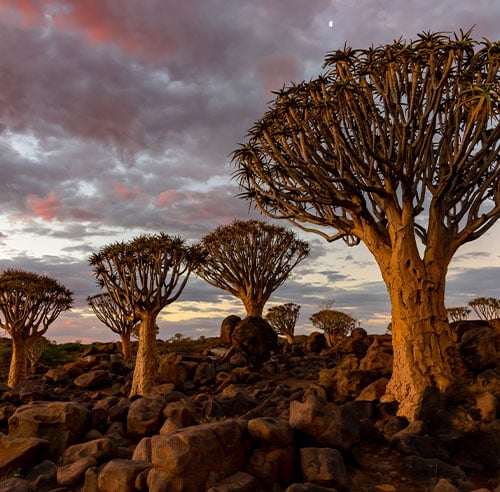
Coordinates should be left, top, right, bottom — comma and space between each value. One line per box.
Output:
356, 377, 389, 402
194, 361, 216, 386
56, 456, 97, 487
162, 400, 195, 427
459, 323, 499, 372
432, 478, 460, 492
401, 456, 467, 483
398, 435, 450, 460
299, 447, 349, 490
247, 446, 295, 486
126, 396, 166, 437
285, 485, 339, 492
306, 332, 327, 354
289, 394, 359, 450
231, 316, 278, 364
216, 385, 258, 417
150, 419, 246, 491
62, 437, 116, 465
220, 315, 241, 347
24, 459, 58, 491
74, 369, 112, 389
108, 397, 131, 422
8, 401, 89, 457
0, 435, 50, 476
44, 366, 70, 384
387, 420, 426, 444
193, 394, 225, 422
0, 477, 32, 492
474, 392, 498, 421
132, 437, 152, 462
158, 353, 197, 388
359, 336, 393, 374
97, 459, 152, 492
207, 471, 260, 492
247, 417, 294, 446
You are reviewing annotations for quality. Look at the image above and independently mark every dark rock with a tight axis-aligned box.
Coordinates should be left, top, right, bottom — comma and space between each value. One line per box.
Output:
0, 435, 50, 476
231, 316, 278, 364
207, 471, 260, 492
300, 447, 349, 490
216, 385, 258, 417
401, 455, 466, 483
220, 315, 241, 347
74, 370, 112, 390
306, 332, 326, 354
97, 459, 152, 492
126, 396, 166, 438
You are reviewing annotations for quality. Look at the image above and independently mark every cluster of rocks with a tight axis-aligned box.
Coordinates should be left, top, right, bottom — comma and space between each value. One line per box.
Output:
0, 317, 498, 491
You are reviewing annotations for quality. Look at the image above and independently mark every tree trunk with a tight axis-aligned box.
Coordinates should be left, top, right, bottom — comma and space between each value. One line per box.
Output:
378, 241, 463, 421
129, 312, 158, 396
120, 332, 133, 364
8, 337, 30, 388
241, 296, 264, 317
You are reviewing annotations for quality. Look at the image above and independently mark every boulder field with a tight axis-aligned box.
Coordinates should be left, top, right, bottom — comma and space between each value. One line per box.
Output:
0, 319, 498, 491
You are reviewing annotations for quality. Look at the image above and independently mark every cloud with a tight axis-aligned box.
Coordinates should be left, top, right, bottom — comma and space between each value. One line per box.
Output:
26, 192, 62, 221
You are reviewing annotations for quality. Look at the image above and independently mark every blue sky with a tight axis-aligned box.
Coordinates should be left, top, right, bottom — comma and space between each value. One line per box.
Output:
0, 0, 498, 342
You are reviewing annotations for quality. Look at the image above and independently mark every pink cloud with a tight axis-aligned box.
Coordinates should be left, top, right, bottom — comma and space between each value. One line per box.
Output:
26, 192, 62, 220
259, 55, 301, 94
156, 189, 187, 207
112, 182, 142, 200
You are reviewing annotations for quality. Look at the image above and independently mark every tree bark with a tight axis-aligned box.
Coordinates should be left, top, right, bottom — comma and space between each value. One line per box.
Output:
120, 332, 133, 364
129, 312, 158, 396
375, 234, 464, 421
8, 337, 30, 388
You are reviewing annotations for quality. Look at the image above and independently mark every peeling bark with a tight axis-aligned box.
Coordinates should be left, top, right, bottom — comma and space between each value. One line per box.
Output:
120, 333, 133, 364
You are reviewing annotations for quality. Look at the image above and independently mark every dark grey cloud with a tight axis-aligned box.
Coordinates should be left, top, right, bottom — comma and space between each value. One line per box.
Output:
0, 0, 499, 341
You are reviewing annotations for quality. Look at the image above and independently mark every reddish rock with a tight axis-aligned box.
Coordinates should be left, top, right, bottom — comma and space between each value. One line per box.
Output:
56, 456, 97, 487
247, 417, 294, 446
300, 447, 350, 490
220, 315, 241, 347
231, 316, 278, 364
0, 435, 49, 476
207, 471, 260, 492
62, 437, 116, 465
97, 459, 152, 492
126, 396, 166, 437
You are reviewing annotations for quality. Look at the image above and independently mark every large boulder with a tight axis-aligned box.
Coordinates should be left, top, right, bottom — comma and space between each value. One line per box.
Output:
220, 315, 241, 347
148, 419, 247, 491
459, 323, 499, 372
8, 401, 89, 457
126, 396, 167, 438
97, 459, 152, 492
231, 316, 278, 364
289, 394, 360, 450
299, 447, 350, 490
0, 435, 50, 476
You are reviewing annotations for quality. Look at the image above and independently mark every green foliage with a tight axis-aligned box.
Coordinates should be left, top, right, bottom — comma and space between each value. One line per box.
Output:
39, 342, 84, 367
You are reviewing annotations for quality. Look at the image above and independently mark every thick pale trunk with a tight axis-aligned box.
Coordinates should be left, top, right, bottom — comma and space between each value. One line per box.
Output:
8, 337, 30, 388
364, 221, 465, 421
241, 296, 264, 317
120, 333, 133, 364
129, 312, 158, 396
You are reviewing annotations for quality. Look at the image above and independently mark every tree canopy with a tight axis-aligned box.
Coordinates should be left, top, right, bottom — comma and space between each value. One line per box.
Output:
196, 219, 309, 317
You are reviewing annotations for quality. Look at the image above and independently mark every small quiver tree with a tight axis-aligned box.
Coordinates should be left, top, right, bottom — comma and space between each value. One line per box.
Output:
27, 336, 50, 373
196, 219, 309, 317
89, 234, 204, 396
446, 306, 471, 323
310, 309, 357, 348
266, 302, 300, 344
468, 297, 500, 321
0, 269, 73, 387
88, 293, 137, 363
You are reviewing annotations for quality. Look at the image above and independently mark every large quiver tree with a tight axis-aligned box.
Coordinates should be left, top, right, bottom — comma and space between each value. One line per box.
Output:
232, 30, 500, 420
89, 234, 203, 396
0, 269, 73, 387
197, 219, 309, 317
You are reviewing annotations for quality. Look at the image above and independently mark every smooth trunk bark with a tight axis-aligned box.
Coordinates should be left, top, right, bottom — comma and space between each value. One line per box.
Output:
8, 337, 30, 388
129, 312, 158, 396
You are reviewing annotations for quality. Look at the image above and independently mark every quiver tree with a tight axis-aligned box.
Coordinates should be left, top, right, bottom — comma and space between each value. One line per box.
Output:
0, 269, 73, 387
446, 306, 471, 323
88, 293, 137, 363
196, 220, 309, 317
89, 234, 203, 396
468, 297, 500, 320
266, 302, 300, 344
232, 30, 500, 420
310, 309, 357, 347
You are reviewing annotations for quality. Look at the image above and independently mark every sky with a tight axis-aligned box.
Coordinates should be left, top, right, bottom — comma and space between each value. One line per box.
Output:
0, 0, 499, 343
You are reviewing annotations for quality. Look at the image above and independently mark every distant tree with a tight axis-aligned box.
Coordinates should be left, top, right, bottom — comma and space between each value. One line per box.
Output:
232, 31, 500, 420
266, 302, 300, 344
89, 234, 203, 396
310, 309, 357, 347
88, 293, 137, 363
446, 306, 471, 323
468, 297, 500, 320
197, 220, 309, 317
27, 336, 50, 374
0, 269, 73, 387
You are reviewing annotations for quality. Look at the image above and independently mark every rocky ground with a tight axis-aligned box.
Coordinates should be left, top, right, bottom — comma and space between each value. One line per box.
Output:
0, 319, 498, 492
